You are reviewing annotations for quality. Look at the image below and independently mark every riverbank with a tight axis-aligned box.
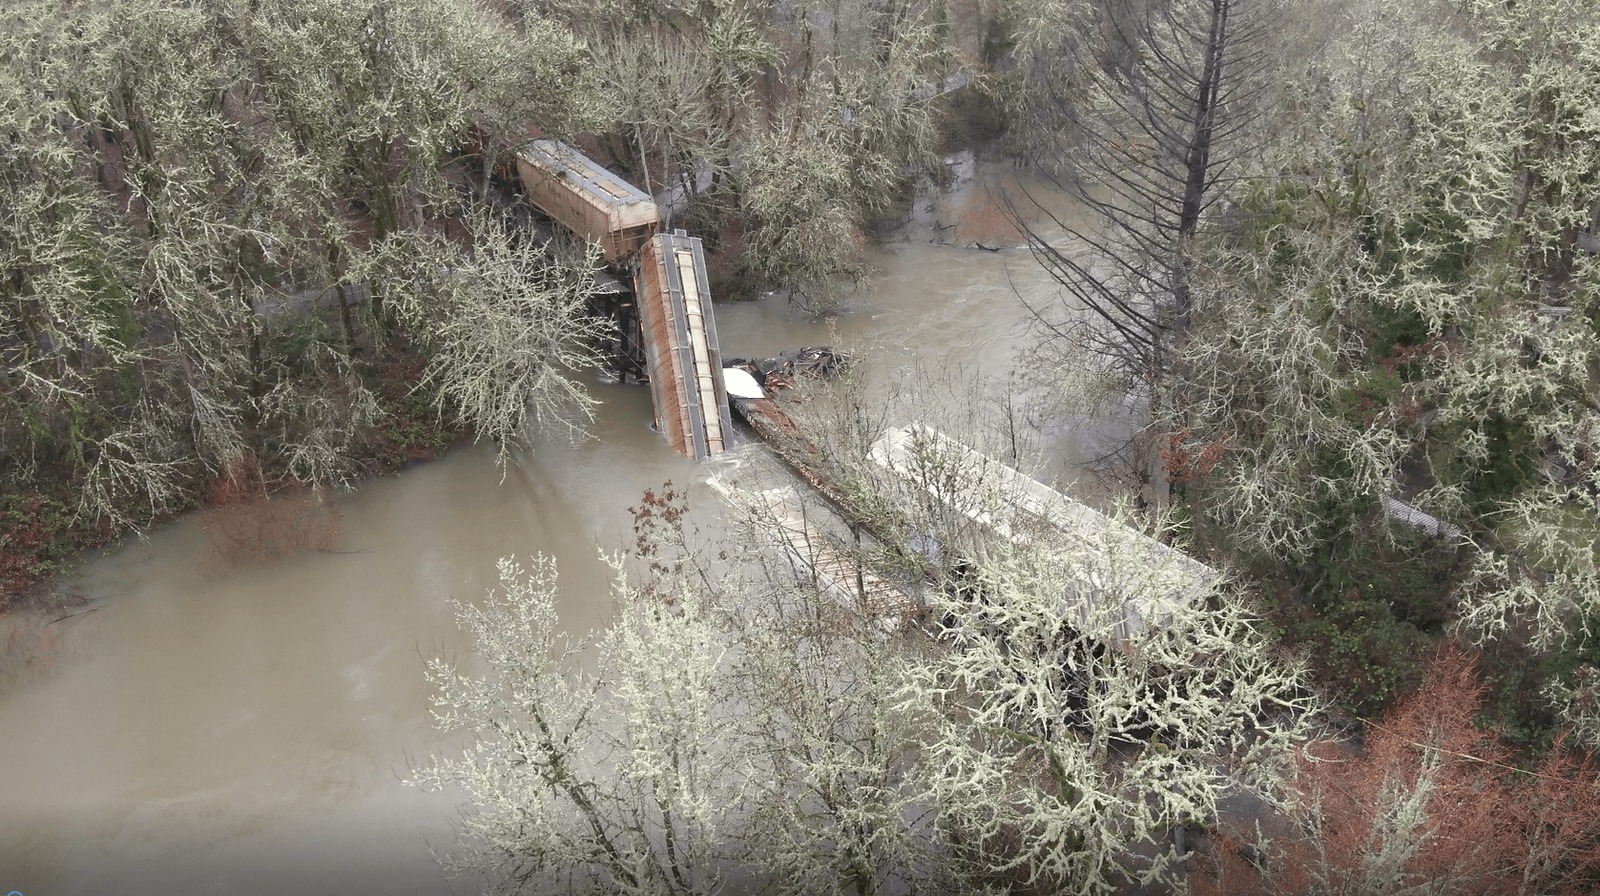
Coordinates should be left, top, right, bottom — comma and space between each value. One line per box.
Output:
0, 142, 1045, 615
0, 341, 472, 613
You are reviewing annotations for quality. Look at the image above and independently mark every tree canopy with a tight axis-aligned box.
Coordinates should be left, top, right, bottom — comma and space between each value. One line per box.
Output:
1, 0, 612, 537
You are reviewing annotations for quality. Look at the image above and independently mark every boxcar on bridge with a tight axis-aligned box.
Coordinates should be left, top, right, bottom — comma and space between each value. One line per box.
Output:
514, 139, 659, 264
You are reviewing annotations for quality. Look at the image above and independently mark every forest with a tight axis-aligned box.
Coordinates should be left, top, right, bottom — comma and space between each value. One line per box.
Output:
2, 0, 1599, 893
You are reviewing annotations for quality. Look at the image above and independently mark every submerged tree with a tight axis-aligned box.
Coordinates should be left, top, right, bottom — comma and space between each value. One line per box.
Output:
552, 0, 960, 306
732, 0, 959, 306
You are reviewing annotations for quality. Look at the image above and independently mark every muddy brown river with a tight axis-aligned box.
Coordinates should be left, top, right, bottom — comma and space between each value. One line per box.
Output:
0, 168, 1095, 894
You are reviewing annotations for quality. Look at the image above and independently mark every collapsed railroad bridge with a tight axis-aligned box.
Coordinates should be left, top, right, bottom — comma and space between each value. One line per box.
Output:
512, 138, 731, 460
506, 136, 1218, 640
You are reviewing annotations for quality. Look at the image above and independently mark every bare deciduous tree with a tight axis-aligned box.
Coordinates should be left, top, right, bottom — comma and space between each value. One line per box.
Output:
1008, 0, 1281, 501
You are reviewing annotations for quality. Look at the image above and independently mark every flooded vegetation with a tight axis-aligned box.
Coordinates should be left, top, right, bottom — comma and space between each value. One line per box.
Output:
0, 171, 1092, 892
5, 0, 1600, 892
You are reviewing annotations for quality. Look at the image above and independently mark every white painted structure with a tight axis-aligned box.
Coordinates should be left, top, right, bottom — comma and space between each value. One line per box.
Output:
709, 478, 920, 632
868, 424, 1217, 643
1381, 495, 1463, 540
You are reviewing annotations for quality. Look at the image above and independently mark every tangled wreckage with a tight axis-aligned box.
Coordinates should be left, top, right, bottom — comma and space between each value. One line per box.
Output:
507, 138, 1213, 639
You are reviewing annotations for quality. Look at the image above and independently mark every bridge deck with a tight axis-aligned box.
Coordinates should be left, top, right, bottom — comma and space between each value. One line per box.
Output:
711, 478, 921, 630
636, 231, 733, 459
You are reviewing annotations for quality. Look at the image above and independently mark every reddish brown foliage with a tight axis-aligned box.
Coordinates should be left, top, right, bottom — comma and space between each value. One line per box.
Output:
199, 457, 342, 570
1198, 645, 1600, 896
1161, 425, 1230, 483
0, 495, 60, 604
954, 184, 1025, 247
628, 481, 692, 599
363, 348, 471, 469
0, 490, 115, 608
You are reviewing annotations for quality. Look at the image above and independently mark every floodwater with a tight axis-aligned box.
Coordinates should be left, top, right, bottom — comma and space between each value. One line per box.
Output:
0, 163, 1095, 894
